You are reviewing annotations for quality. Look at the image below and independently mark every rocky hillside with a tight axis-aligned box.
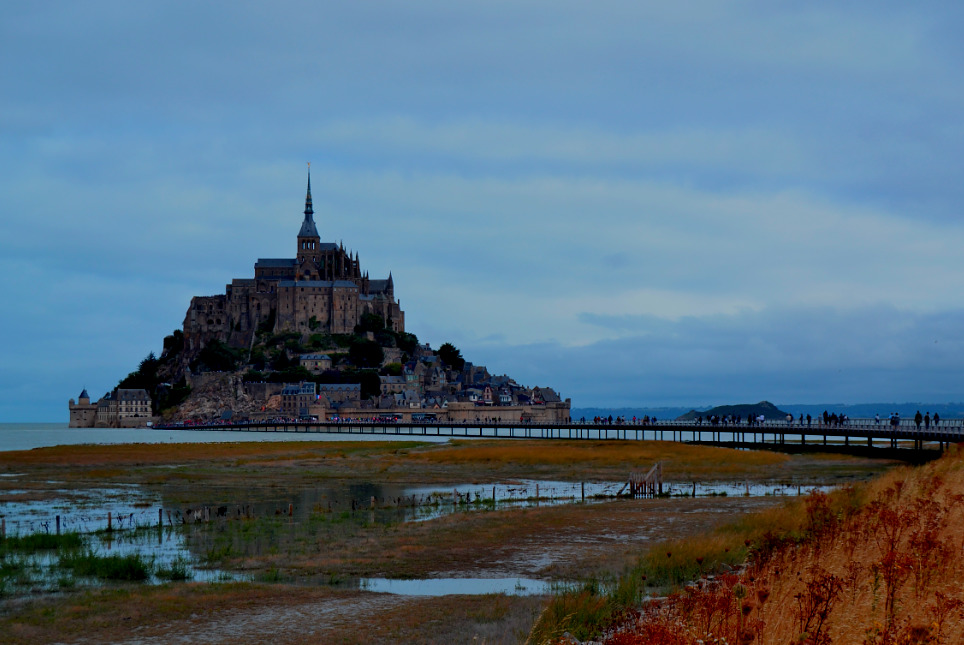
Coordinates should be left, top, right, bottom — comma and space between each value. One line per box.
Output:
166, 373, 281, 421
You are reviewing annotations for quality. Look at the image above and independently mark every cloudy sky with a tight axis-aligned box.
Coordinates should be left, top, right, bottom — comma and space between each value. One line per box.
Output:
4, 1, 964, 421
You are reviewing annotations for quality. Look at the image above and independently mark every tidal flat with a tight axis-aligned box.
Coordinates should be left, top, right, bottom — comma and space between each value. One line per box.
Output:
0, 439, 900, 644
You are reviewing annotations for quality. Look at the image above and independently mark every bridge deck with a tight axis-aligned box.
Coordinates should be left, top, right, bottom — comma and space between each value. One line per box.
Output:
154, 419, 962, 452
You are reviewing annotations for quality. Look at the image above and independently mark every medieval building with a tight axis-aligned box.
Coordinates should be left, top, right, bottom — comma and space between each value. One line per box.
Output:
182, 171, 404, 357
68, 388, 153, 428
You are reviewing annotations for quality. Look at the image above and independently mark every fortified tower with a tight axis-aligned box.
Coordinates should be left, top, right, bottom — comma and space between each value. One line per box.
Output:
68, 388, 97, 427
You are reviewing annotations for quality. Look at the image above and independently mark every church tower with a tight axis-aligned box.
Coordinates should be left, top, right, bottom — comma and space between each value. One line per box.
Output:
296, 166, 321, 280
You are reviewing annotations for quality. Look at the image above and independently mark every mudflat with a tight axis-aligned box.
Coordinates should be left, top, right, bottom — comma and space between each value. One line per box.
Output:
0, 439, 898, 644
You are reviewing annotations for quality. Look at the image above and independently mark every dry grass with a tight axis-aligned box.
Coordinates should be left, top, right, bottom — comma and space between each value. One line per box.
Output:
751, 449, 964, 644
0, 441, 425, 467
587, 445, 964, 645
414, 440, 800, 483
420, 440, 787, 468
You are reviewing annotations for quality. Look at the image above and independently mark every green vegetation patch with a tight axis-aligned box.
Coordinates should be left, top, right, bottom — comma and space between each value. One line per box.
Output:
1, 532, 83, 553
59, 550, 152, 581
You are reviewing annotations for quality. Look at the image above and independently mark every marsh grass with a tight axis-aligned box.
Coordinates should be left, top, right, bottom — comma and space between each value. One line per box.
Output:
58, 550, 152, 581
155, 557, 191, 581
1, 532, 84, 553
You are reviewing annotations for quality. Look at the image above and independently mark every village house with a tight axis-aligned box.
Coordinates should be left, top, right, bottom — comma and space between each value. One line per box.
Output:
299, 353, 332, 373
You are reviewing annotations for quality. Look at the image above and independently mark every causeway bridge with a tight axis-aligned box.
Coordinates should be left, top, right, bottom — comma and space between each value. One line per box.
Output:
156, 418, 963, 454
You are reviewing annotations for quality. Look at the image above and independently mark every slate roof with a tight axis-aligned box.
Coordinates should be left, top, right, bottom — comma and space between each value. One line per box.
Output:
298, 217, 319, 238
116, 389, 150, 402
318, 383, 361, 392
277, 280, 358, 289
255, 258, 297, 268
282, 382, 316, 396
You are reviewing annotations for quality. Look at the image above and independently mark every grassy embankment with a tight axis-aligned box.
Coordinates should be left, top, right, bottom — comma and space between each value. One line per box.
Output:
529, 445, 964, 645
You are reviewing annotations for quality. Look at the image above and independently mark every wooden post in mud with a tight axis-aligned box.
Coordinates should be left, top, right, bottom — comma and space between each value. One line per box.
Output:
159, 508, 164, 528
492, 486, 496, 504
288, 503, 293, 517
1, 518, 4, 539
582, 482, 585, 501
371, 496, 376, 510
107, 511, 112, 532
453, 489, 457, 506
536, 484, 540, 504
56, 515, 60, 535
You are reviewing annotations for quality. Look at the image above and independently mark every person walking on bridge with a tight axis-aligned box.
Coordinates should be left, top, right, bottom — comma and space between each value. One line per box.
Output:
925, 413, 931, 429
915, 410, 923, 430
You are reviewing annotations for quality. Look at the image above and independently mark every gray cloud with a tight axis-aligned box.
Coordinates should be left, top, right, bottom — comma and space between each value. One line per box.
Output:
3, 2, 964, 420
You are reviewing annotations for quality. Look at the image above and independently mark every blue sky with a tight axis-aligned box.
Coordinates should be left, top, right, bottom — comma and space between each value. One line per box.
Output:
3, 2, 964, 421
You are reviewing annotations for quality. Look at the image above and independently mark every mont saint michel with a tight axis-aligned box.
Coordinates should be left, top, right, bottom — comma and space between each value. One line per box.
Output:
69, 171, 570, 427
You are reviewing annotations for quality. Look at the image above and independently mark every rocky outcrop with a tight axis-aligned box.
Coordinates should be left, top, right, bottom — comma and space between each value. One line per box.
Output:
168, 372, 282, 421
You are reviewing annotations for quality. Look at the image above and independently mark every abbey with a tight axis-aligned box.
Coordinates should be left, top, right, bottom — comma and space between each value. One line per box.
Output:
183, 171, 404, 356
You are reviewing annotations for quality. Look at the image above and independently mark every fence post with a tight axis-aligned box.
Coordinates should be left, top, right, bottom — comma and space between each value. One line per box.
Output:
159, 508, 164, 528
56, 515, 60, 535
108, 511, 112, 532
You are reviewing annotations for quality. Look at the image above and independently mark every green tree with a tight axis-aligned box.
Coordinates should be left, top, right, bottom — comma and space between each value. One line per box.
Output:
348, 338, 384, 369
354, 312, 386, 334
118, 352, 160, 391
358, 370, 381, 400
191, 340, 242, 373
396, 332, 419, 355
438, 342, 465, 371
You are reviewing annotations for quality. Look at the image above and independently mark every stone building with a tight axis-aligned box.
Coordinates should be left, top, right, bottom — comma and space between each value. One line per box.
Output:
67, 389, 97, 428
318, 383, 361, 407
182, 170, 404, 361
299, 354, 332, 373
281, 382, 317, 418
69, 388, 153, 428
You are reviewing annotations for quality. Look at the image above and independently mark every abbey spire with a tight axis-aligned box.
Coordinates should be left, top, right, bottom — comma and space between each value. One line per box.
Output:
298, 165, 319, 239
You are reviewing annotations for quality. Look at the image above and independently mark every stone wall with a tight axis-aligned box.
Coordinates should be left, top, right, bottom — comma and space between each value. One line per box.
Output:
320, 401, 571, 423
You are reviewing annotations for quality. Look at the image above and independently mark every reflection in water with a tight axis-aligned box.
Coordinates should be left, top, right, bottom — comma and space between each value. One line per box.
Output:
359, 576, 555, 596
0, 477, 831, 596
